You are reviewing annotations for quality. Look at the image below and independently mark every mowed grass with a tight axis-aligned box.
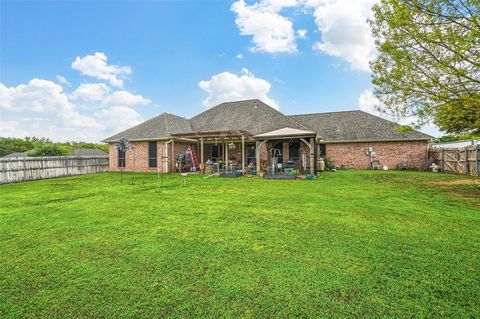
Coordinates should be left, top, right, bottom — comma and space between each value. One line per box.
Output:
0, 171, 479, 318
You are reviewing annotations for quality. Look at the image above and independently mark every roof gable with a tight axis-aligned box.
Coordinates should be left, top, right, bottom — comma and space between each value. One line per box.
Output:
190, 99, 307, 135
103, 112, 192, 142
4, 152, 27, 158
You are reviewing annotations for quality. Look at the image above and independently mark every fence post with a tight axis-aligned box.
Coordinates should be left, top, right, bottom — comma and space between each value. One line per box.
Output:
464, 146, 468, 175
476, 145, 480, 177
65, 157, 69, 176
23, 158, 27, 182
441, 149, 445, 172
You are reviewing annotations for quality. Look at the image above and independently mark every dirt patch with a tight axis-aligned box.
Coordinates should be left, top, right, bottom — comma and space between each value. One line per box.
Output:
440, 181, 480, 203
329, 289, 363, 304
447, 190, 480, 205
432, 179, 480, 186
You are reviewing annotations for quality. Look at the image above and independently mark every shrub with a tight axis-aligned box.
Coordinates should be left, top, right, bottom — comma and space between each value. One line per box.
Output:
323, 156, 336, 170
286, 168, 299, 176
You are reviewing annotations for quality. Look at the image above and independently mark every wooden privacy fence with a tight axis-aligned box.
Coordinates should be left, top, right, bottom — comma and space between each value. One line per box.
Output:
0, 155, 109, 184
429, 145, 480, 176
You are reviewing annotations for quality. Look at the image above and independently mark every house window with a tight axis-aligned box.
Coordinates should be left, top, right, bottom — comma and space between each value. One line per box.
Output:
211, 144, 223, 162
319, 144, 326, 157
118, 149, 126, 168
148, 142, 157, 167
289, 142, 300, 160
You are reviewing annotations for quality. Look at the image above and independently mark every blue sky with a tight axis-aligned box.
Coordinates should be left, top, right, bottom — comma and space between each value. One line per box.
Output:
0, 0, 439, 142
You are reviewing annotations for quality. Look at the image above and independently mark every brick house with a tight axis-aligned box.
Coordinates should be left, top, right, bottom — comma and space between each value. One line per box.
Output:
103, 99, 432, 173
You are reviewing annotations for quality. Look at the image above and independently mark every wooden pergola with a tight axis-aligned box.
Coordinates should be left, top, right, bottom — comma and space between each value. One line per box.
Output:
171, 130, 251, 172
172, 127, 319, 175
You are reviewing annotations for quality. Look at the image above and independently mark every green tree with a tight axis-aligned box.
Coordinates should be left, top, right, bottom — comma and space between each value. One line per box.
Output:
27, 144, 69, 157
0, 138, 34, 157
0, 137, 108, 157
369, 0, 480, 134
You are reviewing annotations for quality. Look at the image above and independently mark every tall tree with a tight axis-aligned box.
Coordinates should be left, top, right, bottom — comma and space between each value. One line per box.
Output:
369, 0, 480, 134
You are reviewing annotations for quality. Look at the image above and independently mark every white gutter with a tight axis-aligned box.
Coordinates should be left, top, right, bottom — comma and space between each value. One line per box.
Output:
320, 138, 432, 144
173, 137, 198, 143
104, 137, 198, 143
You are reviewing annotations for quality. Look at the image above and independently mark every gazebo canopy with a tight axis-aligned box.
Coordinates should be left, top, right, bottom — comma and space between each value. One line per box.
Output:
253, 127, 316, 139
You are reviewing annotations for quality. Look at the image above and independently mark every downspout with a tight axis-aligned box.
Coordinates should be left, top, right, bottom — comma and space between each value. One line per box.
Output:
164, 139, 173, 173
426, 140, 430, 170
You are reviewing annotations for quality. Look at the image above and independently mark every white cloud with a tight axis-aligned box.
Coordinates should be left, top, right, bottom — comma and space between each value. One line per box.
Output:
236, 54, 244, 59
358, 88, 380, 114
296, 29, 307, 39
261, 0, 299, 11
0, 79, 72, 113
71, 52, 131, 87
0, 120, 26, 137
0, 79, 101, 130
103, 90, 151, 107
71, 84, 150, 112
231, 0, 298, 53
56, 75, 70, 86
308, 0, 378, 71
95, 106, 142, 130
358, 89, 441, 137
1, 51, 153, 142
0, 78, 148, 142
59, 110, 100, 128
231, 0, 378, 70
72, 83, 109, 101
198, 68, 279, 109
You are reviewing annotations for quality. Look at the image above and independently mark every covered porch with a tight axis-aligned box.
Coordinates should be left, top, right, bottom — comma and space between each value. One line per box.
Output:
172, 127, 318, 176
253, 127, 317, 176
171, 130, 254, 174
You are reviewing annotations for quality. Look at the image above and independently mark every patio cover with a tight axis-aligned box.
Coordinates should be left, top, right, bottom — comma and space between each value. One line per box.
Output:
253, 127, 316, 139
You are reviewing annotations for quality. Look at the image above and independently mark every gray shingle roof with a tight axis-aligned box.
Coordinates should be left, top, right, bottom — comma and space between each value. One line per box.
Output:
69, 149, 108, 156
4, 152, 27, 158
103, 112, 192, 142
289, 111, 432, 142
102, 100, 432, 143
190, 99, 307, 135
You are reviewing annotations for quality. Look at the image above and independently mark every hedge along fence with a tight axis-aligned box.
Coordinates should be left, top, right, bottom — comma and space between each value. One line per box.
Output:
428, 145, 480, 176
0, 155, 109, 184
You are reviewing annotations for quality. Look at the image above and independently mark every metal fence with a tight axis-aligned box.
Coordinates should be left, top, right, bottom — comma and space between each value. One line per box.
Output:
428, 145, 480, 176
0, 155, 109, 184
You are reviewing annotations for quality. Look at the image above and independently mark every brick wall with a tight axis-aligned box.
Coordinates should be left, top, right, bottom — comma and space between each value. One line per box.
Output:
326, 140, 429, 170
108, 139, 428, 172
108, 143, 117, 171
109, 141, 167, 172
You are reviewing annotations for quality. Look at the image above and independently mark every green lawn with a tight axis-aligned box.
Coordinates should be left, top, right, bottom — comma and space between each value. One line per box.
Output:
1, 171, 479, 318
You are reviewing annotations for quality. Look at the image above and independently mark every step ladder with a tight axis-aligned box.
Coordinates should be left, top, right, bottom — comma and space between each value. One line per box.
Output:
186, 145, 199, 168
